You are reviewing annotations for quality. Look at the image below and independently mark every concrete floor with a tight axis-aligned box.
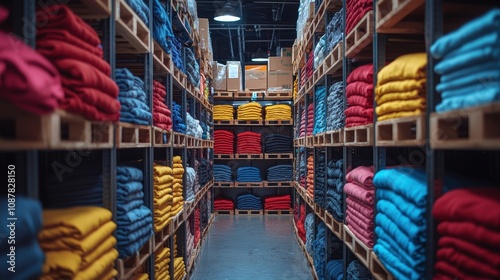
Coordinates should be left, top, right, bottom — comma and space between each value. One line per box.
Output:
190, 215, 314, 280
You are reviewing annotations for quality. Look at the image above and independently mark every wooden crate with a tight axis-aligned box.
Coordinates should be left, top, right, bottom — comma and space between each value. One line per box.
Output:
265, 119, 293, 125
116, 122, 151, 148
115, 0, 150, 53
324, 211, 343, 240
344, 124, 374, 146
266, 89, 293, 100
235, 209, 263, 215
376, 0, 425, 34
172, 132, 186, 148
343, 225, 372, 269
214, 91, 235, 99
376, 114, 426, 146
430, 103, 500, 149
173, 66, 187, 88
117, 238, 153, 280
214, 154, 234, 159
314, 204, 326, 222
235, 182, 263, 188
234, 91, 265, 100
214, 181, 233, 188
234, 120, 263, 125
264, 181, 294, 187
214, 210, 234, 215
264, 209, 293, 215
323, 129, 344, 146
0, 107, 113, 150
153, 127, 172, 147
313, 65, 325, 85
68, 0, 111, 19
370, 251, 395, 280
324, 43, 343, 76
234, 153, 263, 159
313, 0, 343, 33
313, 133, 326, 147
214, 119, 234, 125
264, 153, 293, 159
345, 11, 374, 58
152, 41, 173, 75
306, 136, 314, 147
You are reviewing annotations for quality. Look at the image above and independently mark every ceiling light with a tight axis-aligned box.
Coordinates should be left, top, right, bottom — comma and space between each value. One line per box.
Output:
252, 48, 269, 62
214, 1, 241, 22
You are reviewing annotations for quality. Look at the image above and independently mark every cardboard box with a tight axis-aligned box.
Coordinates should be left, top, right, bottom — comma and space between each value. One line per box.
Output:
268, 70, 293, 90
226, 61, 242, 91
198, 18, 210, 51
245, 65, 267, 90
212, 62, 227, 91
280, 47, 292, 57
268, 56, 293, 71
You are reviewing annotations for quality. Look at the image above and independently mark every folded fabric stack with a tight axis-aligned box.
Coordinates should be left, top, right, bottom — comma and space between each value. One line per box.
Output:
237, 131, 262, 154
344, 166, 375, 247
36, 5, 120, 121
314, 86, 327, 134
326, 9, 343, 53
346, 0, 372, 35
299, 106, 307, 137
214, 164, 232, 182
306, 52, 314, 81
214, 197, 234, 210
373, 167, 427, 280
307, 103, 314, 136
326, 159, 344, 221
430, 9, 500, 112
174, 257, 186, 280
40, 207, 118, 279
293, 77, 299, 100
267, 165, 293, 182
200, 197, 208, 230
154, 247, 170, 280
152, 0, 174, 54
375, 53, 427, 121
116, 166, 153, 258
264, 194, 291, 210
193, 160, 201, 193
172, 156, 185, 216
172, 101, 186, 133
153, 164, 174, 232
194, 208, 201, 247
236, 166, 261, 182
327, 81, 345, 131
237, 102, 262, 120
294, 204, 307, 243
42, 171, 103, 208
265, 104, 292, 120
299, 147, 307, 188
433, 187, 500, 280
116, 68, 152, 125
185, 167, 197, 202
185, 112, 203, 138
313, 222, 327, 280
0, 5, 63, 114
314, 150, 327, 207
214, 130, 234, 154
125, 0, 149, 25
307, 155, 315, 198
264, 134, 292, 153
214, 105, 234, 120
198, 158, 213, 186
153, 80, 173, 130
170, 36, 184, 72
347, 260, 372, 280
300, 65, 308, 89
200, 110, 209, 139
327, 259, 344, 280
0, 197, 44, 279
305, 212, 315, 255
314, 35, 327, 69
237, 194, 262, 210
184, 47, 200, 87
346, 64, 374, 127
185, 219, 195, 262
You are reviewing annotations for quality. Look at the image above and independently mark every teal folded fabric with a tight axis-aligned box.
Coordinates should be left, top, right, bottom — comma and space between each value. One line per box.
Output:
376, 213, 425, 260
430, 9, 500, 59
373, 168, 427, 207
437, 71, 500, 93
440, 61, 499, 83
374, 243, 421, 280
376, 189, 425, 225
442, 32, 500, 60
436, 87, 500, 112
375, 226, 425, 270
377, 199, 425, 241
434, 45, 500, 75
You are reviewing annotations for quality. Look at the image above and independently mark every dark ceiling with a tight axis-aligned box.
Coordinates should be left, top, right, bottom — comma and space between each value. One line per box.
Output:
195, 0, 299, 64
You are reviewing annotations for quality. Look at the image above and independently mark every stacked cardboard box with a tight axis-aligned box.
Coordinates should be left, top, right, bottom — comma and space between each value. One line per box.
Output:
268, 56, 293, 91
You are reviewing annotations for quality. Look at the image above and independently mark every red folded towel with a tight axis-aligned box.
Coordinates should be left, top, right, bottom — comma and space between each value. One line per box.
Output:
62, 87, 120, 121
346, 64, 374, 84
37, 29, 103, 57
37, 5, 100, 47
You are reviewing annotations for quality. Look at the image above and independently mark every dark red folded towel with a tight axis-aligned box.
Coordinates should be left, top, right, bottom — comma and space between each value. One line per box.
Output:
346, 64, 374, 84
62, 87, 120, 121
37, 39, 111, 75
37, 28, 103, 57
37, 5, 100, 47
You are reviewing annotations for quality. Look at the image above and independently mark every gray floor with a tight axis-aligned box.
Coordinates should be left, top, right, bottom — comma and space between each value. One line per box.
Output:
190, 215, 314, 280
